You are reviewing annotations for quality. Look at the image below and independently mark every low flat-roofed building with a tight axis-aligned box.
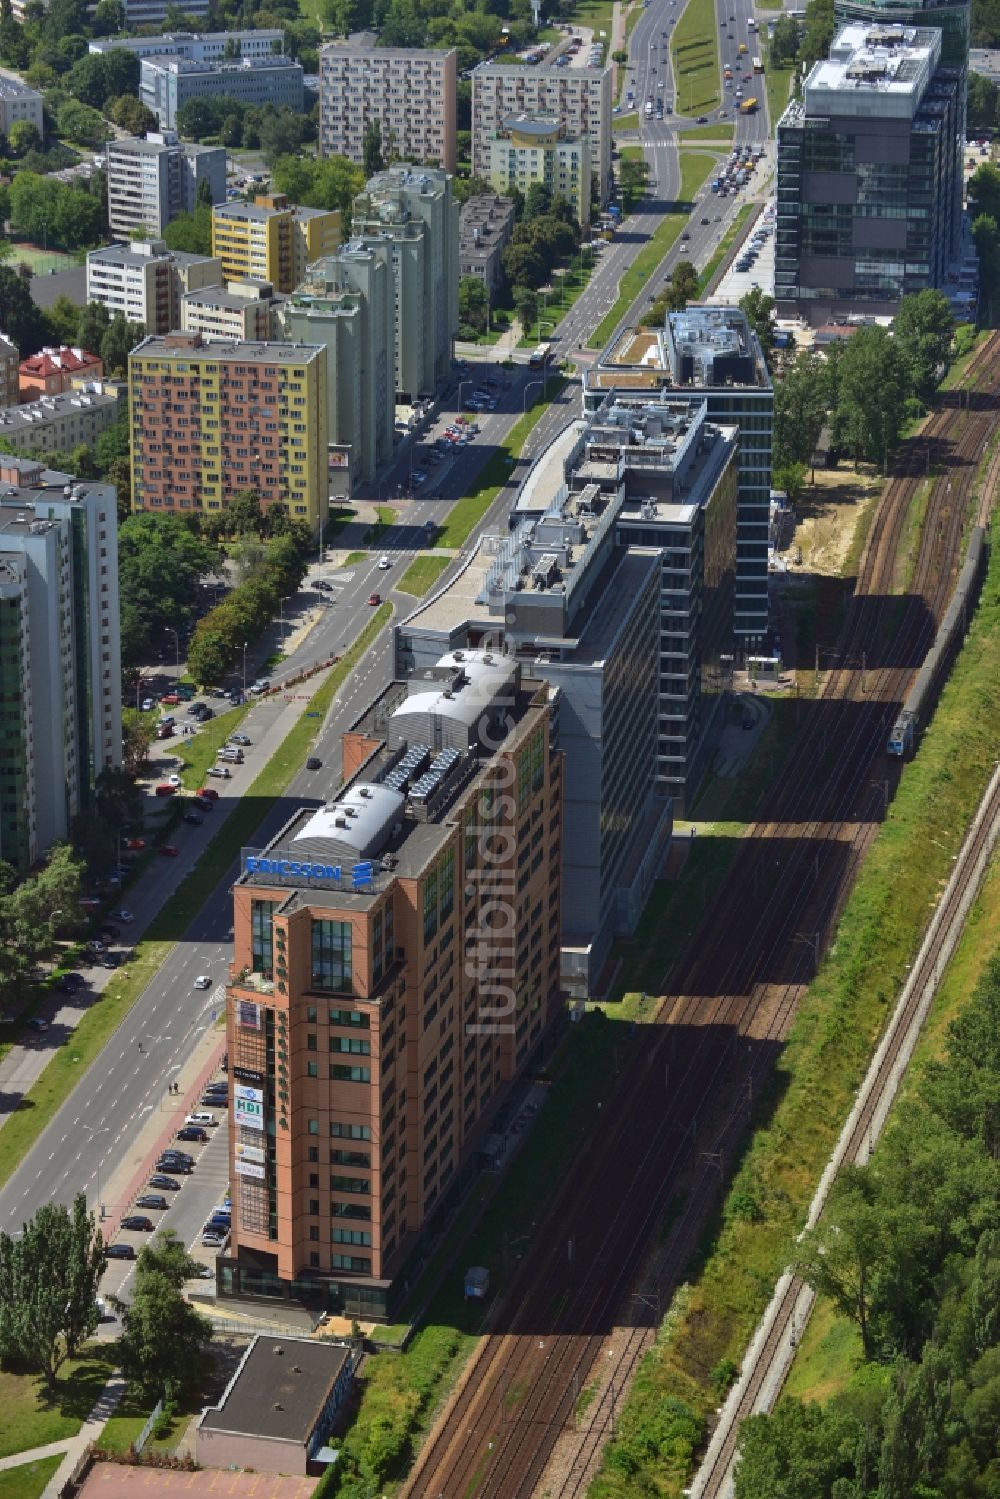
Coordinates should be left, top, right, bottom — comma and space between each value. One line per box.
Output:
459, 193, 516, 298
585, 306, 772, 641
181, 278, 281, 340
141, 53, 304, 130
196, 1334, 358, 1474
0, 381, 125, 454
87, 239, 224, 333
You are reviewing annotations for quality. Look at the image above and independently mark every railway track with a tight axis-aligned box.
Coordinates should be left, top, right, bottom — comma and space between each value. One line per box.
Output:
401, 334, 1000, 1499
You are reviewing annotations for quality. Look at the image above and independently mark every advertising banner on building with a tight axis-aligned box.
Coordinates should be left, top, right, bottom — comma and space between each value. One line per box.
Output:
234, 1083, 264, 1132
235, 1159, 266, 1180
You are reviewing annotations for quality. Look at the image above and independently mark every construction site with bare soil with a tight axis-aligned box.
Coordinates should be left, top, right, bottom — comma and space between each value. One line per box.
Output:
396, 333, 1000, 1499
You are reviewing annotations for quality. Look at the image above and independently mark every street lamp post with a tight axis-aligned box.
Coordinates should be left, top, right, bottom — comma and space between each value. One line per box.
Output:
523, 379, 543, 416
166, 627, 180, 676
82, 1124, 109, 1218
242, 641, 248, 703
458, 380, 471, 414
279, 596, 291, 650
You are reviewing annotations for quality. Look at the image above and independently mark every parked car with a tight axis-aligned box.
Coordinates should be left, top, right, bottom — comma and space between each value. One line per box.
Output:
148, 1174, 182, 1192
193, 975, 212, 990
159, 693, 179, 706
120, 1215, 154, 1232
125, 839, 146, 851
155, 784, 177, 797
107, 1243, 135, 1260
113, 909, 134, 924
196, 786, 220, 800
159, 845, 180, 858
135, 1194, 169, 1211
206, 767, 231, 780
183, 811, 204, 826
202, 1231, 226, 1247
248, 679, 270, 696
177, 1126, 208, 1143
228, 734, 251, 747
141, 698, 154, 712
306, 757, 322, 770
186, 1112, 217, 1128
102, 953, 121, 969
27, 1016, 50, 1033
58, 972, 85, 993
154, 1159, 192, 1176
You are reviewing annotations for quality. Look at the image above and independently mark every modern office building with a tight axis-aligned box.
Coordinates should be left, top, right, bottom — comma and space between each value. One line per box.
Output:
90, 30, 285, 63
472, 62, 612, 206
511, 399, 738, 811
19, 347, 103, 401
141, 53, 304, 131
115, 0, 209, 26
775, 24, 964, 320
220, 650, 563, 1317
834, 0, 969, 68
211, 197, 342, 294
0, 334, 18, 407
0, 462, 121, 872
397, 462, 672, 995
486, 116, 592, 225
105, 133, 227, 241
0, 382, 125, 455
181, 279, 281, 341
458, 194, 517, 299
584, 307, 772, 642
0, 71, 44, 138
350, 167, 459, 401
318, 42, 457, 172
128, 332, 328, 529
86, 240, 224, 334
281, 247, 395, 488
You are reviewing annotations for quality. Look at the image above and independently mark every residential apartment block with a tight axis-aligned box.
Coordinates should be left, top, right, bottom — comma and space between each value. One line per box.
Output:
0, 71, 44, 138
0, 334, 18, 407
472, 62, 612, 206
584, 307, 772, 641
486, 116, 591, 225
118, 0, 209, 27
0, 463, 121, 872
0, 382, 125, 456
211, 197, 342, 294
281, 248, 395, 487
90, 29, 285, 63
220, 650, 563, 1317
19, 346, 103, 401
775, 24, 964, 320
458, 193, 516, 298
349, 167, 459, 401
128, 332, 328, 529
319, 43, 457, 172
141, 53, 304, 130
86, 240, 224, 334
105, 133, 227, 241
181, 279, 281, 342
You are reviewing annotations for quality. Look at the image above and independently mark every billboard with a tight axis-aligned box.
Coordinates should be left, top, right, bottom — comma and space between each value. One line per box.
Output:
234, 1083, 264, 1132
235, 1159, 266, 1180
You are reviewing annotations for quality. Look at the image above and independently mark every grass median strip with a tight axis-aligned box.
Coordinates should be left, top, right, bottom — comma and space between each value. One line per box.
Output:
0, 606, 394, 1191
588, 153, 716, 349
397, 555, 451, 596
697, 202, 754, 294
175, 702, 251, 789
587, 512, 1000, 1498
433, 381, 566, 550
672, 0, 721, 115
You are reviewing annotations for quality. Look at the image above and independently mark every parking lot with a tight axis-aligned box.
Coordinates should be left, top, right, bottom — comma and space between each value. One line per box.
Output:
714, 193, 776, 305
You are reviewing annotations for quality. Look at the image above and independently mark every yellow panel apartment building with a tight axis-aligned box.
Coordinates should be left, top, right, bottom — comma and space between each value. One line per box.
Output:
128, 331, 328, 529
211, 196, 342, 293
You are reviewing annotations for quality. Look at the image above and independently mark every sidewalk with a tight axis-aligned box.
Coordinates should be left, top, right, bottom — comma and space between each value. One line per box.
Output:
41, 1373, 127, 1499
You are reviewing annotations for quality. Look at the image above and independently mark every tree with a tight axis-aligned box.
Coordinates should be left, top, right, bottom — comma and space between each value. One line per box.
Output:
56, 99, 109, 147
115, 1240, 211, 1399
664, 259, 698, 311
363, 117, 384, 178
9, 173, 102, 252
512, 284, 538, 334
458, 275, 488, 335
799, 0, 835, 67
162, 202, 212, 255
45, 292, 82, 347
226, 489, 263, 536
0, 262, 51, 352
107, 94, 158, 136
967, 71, 1000, 132
186, 626, 233, 685
770, 13, 801, 65
834, 325, 907, 470
7, 118, 40, 156
740, 286, 776, 357
100, 311, 143, 376
734, 1399, 861, 1499
773, 460, 808, 504
0, 1194, 105, 1389
117, 513, 218, 668
524, 181, 552, 220
774, 350, 829, 471
892, 289, 954, 406
502, 240, 546, 290
620, 154, 649, 210
967, 161, 1000, 223
794, 1166, 886, 1359
271, 153, 365, 216
121, 710, 155, 775
259, 108, 308, 167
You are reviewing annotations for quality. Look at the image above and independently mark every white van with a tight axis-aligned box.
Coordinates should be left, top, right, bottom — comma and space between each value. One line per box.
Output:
185, 1112, 218, 1128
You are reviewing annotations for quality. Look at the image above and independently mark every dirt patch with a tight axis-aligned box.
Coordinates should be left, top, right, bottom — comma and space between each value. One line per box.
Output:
780, 468, 882, 578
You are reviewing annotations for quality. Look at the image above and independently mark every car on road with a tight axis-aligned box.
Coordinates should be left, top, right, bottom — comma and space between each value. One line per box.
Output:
177, 1126, 208, 1143
306, 757, 322, 770
193, 975, 212, 990
228, 690, 243, 705
205, 767, 230, 780
155, 783, 177, 797
58, 972, 85, 993
701, 216, 710, 224
113, 909, 134, 923
125, 838, 146, 851
27, 1016, 50, 1033
377, 554, 391, 569
202, 1231, 226, 1247
368, 592, 381, 606
135, 1194, 169, 1211
159, 844, 180, 857
149, 1174, 182, 1191
183, 811, 204, 825
229, 733, 252, 746
196, 786, 220, 800
120, 1215, 154, 1232
696, 115, 709, 123
194, 794, 215, 812
107, 1243, 135, 1259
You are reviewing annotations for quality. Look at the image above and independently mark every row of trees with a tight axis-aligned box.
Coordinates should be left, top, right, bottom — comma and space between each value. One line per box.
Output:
118, 514, 220, 672
322, 0, 538, 77
115, 1231, 212, 1401
175, 95, 316, 160
0, 846, 85, 1012
187, 511, 309, 684
6, 170, 105, 254
735, 951, 1000, 1499
767, 290, 956, 495
0, 1195, 106, 1390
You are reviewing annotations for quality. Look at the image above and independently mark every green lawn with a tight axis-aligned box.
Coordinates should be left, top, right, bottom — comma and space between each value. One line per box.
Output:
0, 608, 394, 1190
8, 243, 80, 274
0, 1346, 118, 1461
588, 152, 716, 348
343, 550, 367, 565
0, 1456, 63, 1499
763, 51, 794, 127
516, 250, 599, 347
397, 555, 451, 597
174, 702, 252, 790
366, 505, 397, 543
671, 0, 721, 116
682, 122, 734, 141
433, 382, 565, 550
614, 111, 641, 131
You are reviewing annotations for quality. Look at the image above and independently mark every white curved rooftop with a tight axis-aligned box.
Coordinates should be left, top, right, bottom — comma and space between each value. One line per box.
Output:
294, 783, 405, 855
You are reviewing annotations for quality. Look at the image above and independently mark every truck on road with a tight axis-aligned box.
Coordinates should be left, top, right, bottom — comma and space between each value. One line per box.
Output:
740, 96, 759, 113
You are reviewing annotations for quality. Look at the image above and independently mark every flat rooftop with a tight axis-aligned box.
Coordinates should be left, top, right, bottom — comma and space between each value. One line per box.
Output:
131, 334, 323, 365
513, 418, 586, 516
805, 22, 940, 115
402, 538, 497, 635
199, 1335, 350, 1443
88, 241, 219, 269
589, 306, 770, 393
0, 385, 122, 432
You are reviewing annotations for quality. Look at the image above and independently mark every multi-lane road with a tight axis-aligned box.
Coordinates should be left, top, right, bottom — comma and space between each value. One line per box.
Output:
0, 0, 766, 1254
